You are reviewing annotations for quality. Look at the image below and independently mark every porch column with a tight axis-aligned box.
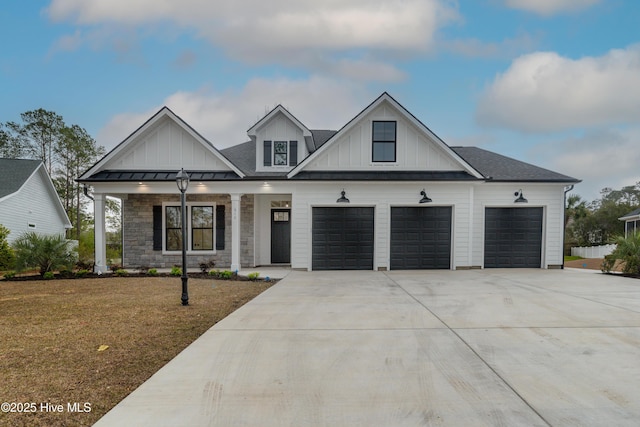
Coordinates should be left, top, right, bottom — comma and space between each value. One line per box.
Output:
230, 193, 242, 271
94, 193, 107, 273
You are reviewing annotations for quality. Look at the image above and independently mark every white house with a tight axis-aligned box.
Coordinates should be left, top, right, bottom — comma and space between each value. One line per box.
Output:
0, 158, 72, 243
79, 92, 579, 272
619, 208, 640, 237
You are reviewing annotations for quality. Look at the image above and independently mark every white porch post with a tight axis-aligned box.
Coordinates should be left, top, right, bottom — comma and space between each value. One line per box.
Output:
230, 193, 242, 271
94, 193, 107, 273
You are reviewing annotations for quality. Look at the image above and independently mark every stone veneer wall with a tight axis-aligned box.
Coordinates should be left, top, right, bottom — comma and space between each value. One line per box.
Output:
122, 193, 254, 269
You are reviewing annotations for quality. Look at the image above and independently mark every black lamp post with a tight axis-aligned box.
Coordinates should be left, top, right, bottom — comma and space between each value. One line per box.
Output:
176, 168, 190, 306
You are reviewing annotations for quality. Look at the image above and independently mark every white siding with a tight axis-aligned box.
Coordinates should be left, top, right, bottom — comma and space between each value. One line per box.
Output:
305, 102, 463, 172
471, 184, 566, 268
0, 169, 69, 243
104, 117, 233, 171
255, 112, 308, 172
289, 182, 472, 270
254, 194, 292, 266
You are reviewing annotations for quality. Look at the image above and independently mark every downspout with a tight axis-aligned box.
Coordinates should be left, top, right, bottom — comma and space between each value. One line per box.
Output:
83, 184, 94, 201
562, 184, 575, 269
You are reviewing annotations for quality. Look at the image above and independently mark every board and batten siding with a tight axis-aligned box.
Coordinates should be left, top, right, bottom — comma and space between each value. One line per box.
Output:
255, 112, 308, 172
289, 182, 473, 270
0, 168, 69, 243
471, 184, 566, 268
305, 102, 463, 171
104, 117, 233, 171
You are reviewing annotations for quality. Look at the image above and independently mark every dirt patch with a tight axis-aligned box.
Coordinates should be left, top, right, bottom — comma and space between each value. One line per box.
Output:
564, 258, 624, 272
0, 276, 275, 426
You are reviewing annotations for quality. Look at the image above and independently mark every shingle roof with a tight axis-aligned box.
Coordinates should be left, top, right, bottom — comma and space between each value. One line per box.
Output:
620, 207, 640, 220
451, 147, 580, 183
310, 130, 337, 150
220, 141, 256, 175
0, 158, 42, 198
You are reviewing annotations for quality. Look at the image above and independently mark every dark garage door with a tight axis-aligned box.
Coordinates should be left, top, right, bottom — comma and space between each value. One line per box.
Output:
484, 207, 543, 268
312, 207, 374, 270
390, 206, 452, 270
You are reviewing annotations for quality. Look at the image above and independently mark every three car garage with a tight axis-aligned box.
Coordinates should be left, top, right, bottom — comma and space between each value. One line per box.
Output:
311, 205, 544, 271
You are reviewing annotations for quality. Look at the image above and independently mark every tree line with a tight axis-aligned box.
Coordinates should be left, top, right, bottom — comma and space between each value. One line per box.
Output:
565, 183, 640, 252
0, 109, 105, 240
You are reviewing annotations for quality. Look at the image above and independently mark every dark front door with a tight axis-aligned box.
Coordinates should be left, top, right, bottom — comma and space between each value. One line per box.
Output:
271, 209, 291, 264
312, 207, 375, 270
484, 207, 543, 268
390, 206, 452, 270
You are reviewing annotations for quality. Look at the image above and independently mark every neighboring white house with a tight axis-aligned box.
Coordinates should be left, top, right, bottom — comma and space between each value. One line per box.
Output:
0, 158, 72, 243
79, 92, 580, 272
619, 208, 640, 237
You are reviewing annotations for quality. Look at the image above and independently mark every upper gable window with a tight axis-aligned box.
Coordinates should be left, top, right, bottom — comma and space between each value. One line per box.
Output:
264, 140, 298, 167
372, 121, 396, 162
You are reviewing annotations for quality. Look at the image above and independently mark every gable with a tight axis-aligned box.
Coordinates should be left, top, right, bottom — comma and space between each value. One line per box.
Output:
80, 108, 243, 181
254, 110, 310, 172
103, 116, 233, 171
0, 164, 71, 242
289, 93, 483, 179
299, 99, 466, 172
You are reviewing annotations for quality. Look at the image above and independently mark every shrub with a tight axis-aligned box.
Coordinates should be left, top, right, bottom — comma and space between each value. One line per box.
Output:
3, 271, 16, 280
114, 269, 128, 277
43, 271, 55, 280
148, 268, 158, 276
220, 270, 233, 280
12, 232, 76, 276
199, 259, 215, 274
0, 225, 15, 270
606, 233, 640, 275
170, 266, 182, 276
247, 272, 260, 281
76, 269, 90, 277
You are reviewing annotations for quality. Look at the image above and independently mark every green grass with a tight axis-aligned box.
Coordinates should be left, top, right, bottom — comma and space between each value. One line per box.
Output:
564, 256, 584, 261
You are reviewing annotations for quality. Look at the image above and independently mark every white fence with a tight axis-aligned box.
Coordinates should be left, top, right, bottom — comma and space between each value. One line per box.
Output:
571, 244, 616, 258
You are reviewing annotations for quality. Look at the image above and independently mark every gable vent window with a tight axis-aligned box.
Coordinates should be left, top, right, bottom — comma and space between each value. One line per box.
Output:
372, 121, 397, 162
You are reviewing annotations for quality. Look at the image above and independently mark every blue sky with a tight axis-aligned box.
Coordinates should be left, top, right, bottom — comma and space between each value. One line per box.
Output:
2, 0, 640, 201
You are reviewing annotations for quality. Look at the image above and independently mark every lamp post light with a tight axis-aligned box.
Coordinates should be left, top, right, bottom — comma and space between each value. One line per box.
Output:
176, 168, 190, 306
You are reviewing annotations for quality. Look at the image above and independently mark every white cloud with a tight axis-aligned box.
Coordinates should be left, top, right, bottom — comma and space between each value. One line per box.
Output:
47, 0, 458, 69
533, 127, 640, 201
476, 45, 640, 132
97, 76, 368, 150
502, 0, 600, 16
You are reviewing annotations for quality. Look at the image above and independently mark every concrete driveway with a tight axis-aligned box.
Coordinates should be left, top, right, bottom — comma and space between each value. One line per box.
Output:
95, 269, 640, 426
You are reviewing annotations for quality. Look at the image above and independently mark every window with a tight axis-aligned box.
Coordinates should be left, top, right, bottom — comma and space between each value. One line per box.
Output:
372, 121, 396, 162
164, 204, 215, 252
274, 141, 288, 165
192, 206, 214, 250
263, 141, 298, 167
165, 206, 182, 251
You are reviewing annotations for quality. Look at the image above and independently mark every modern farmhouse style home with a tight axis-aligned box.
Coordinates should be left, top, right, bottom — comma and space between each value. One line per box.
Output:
79, 93, 579, 272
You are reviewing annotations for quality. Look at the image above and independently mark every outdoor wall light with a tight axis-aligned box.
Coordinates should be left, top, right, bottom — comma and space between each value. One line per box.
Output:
176, 168, 190, 306
337, 189, 350, 203
419, 189, 432, 204
514, 189, 528, 203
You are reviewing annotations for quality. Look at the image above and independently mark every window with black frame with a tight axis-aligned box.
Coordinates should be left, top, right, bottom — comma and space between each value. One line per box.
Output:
191, 206, 214, 250
372, 121, 396, 162
165, 206, 182, 251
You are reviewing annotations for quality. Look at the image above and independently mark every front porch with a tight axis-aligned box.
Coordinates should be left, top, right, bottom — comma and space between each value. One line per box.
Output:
93, 191, 292, 273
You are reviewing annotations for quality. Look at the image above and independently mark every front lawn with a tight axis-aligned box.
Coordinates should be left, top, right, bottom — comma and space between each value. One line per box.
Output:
0, 276, 274, 426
